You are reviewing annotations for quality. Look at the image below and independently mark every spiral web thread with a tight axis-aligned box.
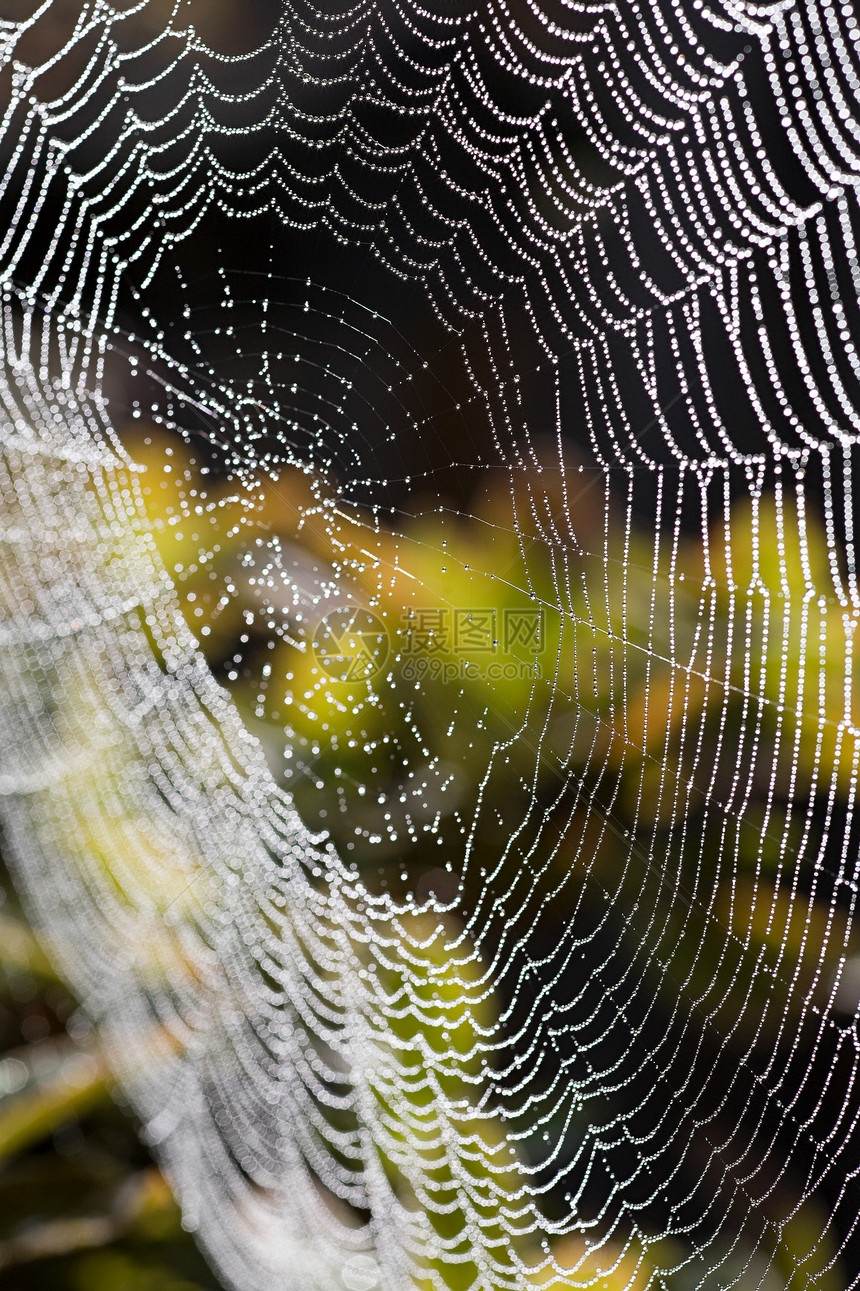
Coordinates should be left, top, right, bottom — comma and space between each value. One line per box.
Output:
1, 1, 860, 1288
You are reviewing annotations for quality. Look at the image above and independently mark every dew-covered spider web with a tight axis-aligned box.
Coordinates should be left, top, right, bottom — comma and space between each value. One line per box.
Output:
1, 0, 860, 1287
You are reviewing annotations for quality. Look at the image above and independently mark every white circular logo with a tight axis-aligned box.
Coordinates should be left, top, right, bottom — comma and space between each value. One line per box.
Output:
312, 607, 390, 682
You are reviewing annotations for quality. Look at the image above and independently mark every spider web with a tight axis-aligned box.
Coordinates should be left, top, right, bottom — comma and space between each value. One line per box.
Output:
0, 0, 858, 1288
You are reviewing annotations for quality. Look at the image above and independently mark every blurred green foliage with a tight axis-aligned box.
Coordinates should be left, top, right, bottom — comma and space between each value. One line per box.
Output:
0, 870, 225, 1289
0, 433, 854, 1288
